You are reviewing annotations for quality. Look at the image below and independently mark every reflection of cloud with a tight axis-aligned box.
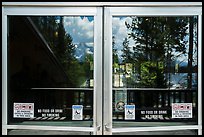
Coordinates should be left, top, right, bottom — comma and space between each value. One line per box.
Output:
74, 42, 94, 61
85, 43, 94, 47
113, 17, 197, 66
113, 17, 132, 47
63, 16, 94, 43
86, 48, 93, 54
113, 17, 134, 63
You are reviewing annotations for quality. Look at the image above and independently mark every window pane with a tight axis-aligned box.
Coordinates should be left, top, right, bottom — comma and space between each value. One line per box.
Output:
8, 16, 94, 126
112, 16, 198, 126
9, 16, 94, 88
112, 16, 198, 89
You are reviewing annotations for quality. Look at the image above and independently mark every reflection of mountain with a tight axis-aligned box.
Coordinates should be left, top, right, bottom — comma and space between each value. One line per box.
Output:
74, 42, 94, 62
170, 73, 197, 89
176, 61, 188, 67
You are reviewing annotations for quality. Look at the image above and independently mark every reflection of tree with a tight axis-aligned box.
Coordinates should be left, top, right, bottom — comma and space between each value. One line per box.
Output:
187, 16, 198, 89
125, 17, 190, 88
140, 61, 164, 88
121, 38, 132, 64
32, 16, 91, 87
56, 17, 75, 68
113, 36, 119, 65
113, 35, 120, 86
121, 38, 133, 87
84, 53, 94, 87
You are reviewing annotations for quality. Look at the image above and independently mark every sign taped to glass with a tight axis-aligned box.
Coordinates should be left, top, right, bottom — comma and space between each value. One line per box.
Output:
172, 103, 192, 118
72, 105, 83, 120
13, 103, 34, 118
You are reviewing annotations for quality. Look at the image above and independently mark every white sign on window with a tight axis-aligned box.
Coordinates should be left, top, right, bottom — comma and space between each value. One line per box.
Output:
125, 105, 135, 120
172, 103, 192, 118
72, 105, 83, 120
13, 103, 34, 118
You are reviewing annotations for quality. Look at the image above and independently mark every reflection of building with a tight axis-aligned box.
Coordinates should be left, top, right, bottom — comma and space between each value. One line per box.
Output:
9, 17, 69, 88
8, 16, 93, 122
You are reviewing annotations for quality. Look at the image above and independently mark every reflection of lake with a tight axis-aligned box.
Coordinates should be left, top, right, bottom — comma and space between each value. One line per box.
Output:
170, 73, 197, 89
113, 71, 197, 89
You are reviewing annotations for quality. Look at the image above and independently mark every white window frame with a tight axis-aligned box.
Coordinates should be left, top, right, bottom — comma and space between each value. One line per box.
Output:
2, 2, 202, 135
104, 5, 202, 135
2, 4, 103, 135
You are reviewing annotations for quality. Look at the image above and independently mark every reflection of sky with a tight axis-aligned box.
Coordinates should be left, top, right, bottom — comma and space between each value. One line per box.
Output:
58, 16, 197, 66
112, 16, 198, 89
74, 42, 94, 61
112, 17, 133, 63
62, 16, 94, 61
80, 16, 94, 22
112, 16, 197, 66
63, 16, 94, 44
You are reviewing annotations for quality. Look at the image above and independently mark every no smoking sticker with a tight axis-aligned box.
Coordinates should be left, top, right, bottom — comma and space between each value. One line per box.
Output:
172, 103, 192, 118
13, 103, 34, 118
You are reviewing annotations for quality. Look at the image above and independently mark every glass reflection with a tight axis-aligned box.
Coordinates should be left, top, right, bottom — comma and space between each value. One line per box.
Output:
8, 16, 94, 124
112, 16, 198, 89
112, 16, 198, 124
10, 16, 94, 88
32, 16, 94, 88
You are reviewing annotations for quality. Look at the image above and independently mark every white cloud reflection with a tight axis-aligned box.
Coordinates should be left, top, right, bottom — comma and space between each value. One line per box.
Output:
63, 16, 94, 44
112, 17, 134, 62
112, 16, 198, 66
62, 16, 197, 66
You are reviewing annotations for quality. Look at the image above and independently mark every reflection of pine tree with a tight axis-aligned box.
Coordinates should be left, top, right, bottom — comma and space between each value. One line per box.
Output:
121, 38, 133, 65
121, 38, 132, 87
57, 17, 75, 68
113, 36, 120, 87
56, 17, 77, 87
125, 17, 189, 88
187, 16, 197, 89
113, 36, 119, 65
32, 16, 80, 87
84, 53, 94, 87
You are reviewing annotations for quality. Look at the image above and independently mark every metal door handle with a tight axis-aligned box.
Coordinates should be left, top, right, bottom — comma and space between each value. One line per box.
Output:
97, 125, 101, 131
105, 124, 111, 132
